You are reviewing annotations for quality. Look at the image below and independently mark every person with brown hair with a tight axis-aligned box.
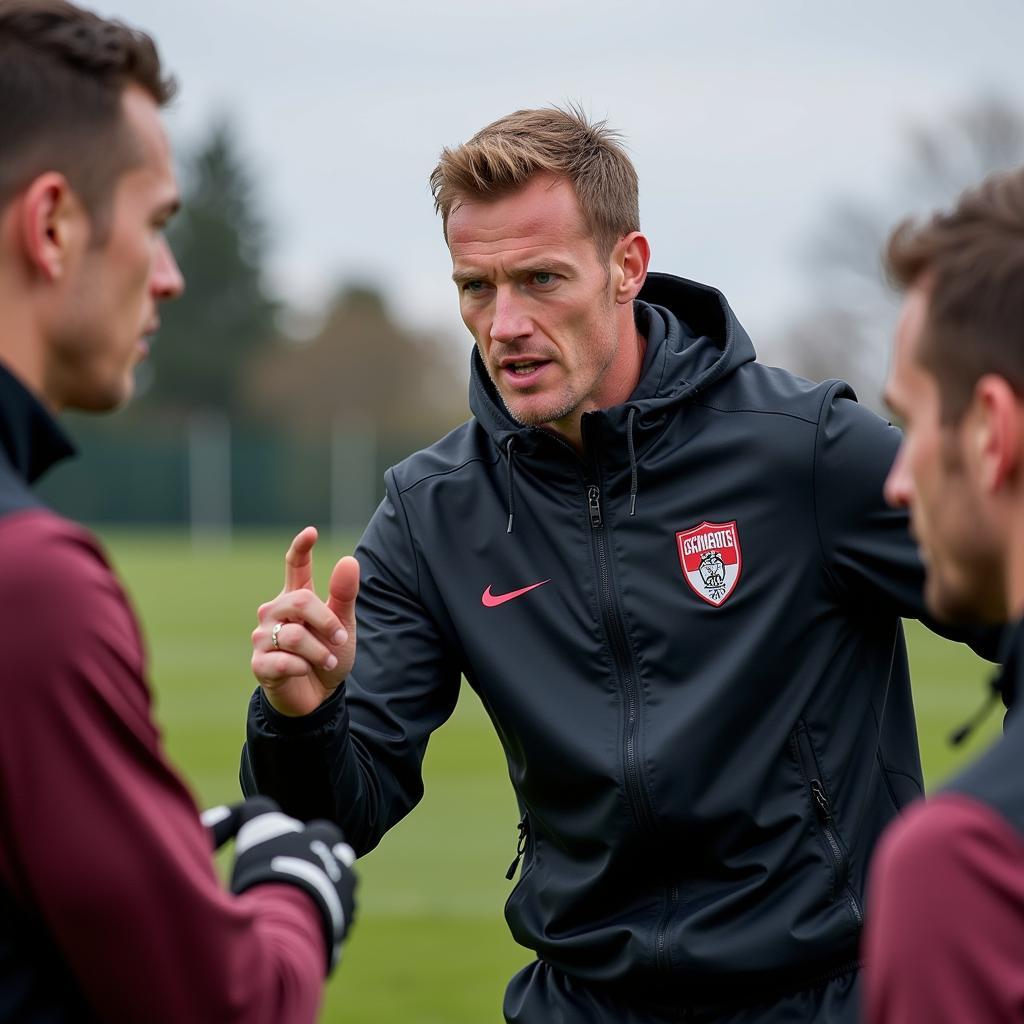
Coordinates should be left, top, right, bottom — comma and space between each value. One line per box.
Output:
864, 169, 1024, 1023
0, 2, 355, 1020
244, 106, 991, 1022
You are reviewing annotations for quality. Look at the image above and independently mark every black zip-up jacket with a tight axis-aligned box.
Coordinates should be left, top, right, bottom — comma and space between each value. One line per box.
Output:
246, 273, 966, 1004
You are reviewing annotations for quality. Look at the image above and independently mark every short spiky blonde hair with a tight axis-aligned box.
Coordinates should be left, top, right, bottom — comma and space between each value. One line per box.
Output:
430, 105, 640, 260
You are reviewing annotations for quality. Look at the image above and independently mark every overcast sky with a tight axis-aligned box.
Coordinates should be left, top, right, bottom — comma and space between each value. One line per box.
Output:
107, 0, 1024, 361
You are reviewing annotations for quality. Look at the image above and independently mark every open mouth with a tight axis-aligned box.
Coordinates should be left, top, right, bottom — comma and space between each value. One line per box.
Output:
500, 359, 551, 387
509, 360, 545, 376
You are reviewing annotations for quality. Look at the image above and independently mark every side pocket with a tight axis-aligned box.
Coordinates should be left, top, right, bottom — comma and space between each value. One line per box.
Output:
791, 721, 863, 927
503, 811, 537, 924
505, 812, 532, 881
503, 811, 544, 947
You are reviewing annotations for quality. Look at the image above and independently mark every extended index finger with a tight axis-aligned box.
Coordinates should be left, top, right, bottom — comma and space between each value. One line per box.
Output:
284, 526, 319, 593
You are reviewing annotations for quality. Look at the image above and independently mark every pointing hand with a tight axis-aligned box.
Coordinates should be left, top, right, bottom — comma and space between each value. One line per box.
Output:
250, 526, 360, 717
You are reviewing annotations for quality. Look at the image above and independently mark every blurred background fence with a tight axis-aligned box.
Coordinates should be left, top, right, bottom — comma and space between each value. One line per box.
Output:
38, 413, 428, 535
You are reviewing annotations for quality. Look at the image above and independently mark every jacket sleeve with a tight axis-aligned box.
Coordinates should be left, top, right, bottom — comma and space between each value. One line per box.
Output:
864, 794, 1024, 1024
0, 512, 327, 1024
246, 471, 463, 854
812, 382, 1000, 658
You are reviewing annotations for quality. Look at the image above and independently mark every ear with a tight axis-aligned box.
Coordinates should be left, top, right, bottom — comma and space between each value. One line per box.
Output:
971, 374, 1024, 494
17, 172, 87, 282
610, 231, 650, 305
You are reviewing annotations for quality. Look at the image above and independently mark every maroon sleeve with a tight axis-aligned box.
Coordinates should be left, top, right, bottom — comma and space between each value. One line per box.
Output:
863, 792, 1024, 1024
0, 510, 328, 1024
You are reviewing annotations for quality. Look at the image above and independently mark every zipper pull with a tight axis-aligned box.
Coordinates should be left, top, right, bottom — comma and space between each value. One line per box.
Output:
810, 779, 833, 824
587, 485, 602, 529
505, 816, 529, 880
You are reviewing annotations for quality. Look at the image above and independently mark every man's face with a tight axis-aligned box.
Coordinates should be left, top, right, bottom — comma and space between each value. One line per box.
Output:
49, 84, 183, 411
448, 173, 634, 441
883, 283, 1002, 622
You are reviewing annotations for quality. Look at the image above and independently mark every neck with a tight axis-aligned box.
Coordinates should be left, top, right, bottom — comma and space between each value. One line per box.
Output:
997, 480, 1024, 618
0, 257, 55, 411
0, 327, 51, 412
546, 320, 647, 452
1007, 532, 1024, 622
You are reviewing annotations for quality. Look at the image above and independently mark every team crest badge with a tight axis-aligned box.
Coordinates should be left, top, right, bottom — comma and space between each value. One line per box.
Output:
676, 521, 742, 607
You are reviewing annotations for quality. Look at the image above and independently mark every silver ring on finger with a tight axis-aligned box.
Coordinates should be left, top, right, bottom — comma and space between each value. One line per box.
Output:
271, 621, 284, 651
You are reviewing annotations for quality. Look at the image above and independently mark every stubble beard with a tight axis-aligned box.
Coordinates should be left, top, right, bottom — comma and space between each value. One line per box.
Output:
497, 380, 580, 429
925, 541, 1006, 625
920, 432, 1005, 625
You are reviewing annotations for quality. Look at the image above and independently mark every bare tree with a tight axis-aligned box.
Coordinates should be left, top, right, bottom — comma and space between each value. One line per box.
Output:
776, 96, 1024, 411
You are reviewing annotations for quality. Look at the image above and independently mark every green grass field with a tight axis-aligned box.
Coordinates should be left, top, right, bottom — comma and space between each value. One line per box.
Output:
96, 529, 1002, 1024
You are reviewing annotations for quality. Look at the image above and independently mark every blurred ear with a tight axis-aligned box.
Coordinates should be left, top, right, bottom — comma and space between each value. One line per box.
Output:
17, 172, 87, 282
610, 231, 650, 305
971, 374, 1024, 494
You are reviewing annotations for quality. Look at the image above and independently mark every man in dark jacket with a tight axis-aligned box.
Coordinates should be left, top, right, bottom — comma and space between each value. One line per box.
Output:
244, 107, 984, 1022
864, 169, 1024, 1022
0, 3, 356, 1020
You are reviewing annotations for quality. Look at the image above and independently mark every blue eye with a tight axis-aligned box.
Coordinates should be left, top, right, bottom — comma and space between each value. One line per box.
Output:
533, 271, 556, 286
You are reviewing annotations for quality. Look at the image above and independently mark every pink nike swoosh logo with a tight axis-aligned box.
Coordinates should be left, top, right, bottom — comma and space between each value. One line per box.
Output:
481, 580, 551, 608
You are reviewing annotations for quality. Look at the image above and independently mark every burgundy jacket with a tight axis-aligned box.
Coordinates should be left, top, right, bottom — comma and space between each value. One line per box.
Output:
865, 621, 1024, 1022
0, 363, 328, 1023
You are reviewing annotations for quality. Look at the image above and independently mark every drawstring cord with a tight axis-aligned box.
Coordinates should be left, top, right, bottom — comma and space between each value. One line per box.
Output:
627, 407, 639, 516
505, 437, 517, 534
949, 671, 1003, 746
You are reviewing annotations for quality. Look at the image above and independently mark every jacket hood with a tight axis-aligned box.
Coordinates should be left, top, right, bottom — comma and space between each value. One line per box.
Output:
468, 272, 757, 449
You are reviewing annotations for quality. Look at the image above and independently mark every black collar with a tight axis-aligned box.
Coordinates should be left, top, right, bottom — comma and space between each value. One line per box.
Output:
0, 360, 75, 484
997, 617, 1024, 711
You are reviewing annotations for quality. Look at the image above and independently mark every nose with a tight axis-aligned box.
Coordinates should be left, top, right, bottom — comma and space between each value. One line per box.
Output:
883, 443, 911, 509
489, 286, 532, 345
152, 235, 185, 300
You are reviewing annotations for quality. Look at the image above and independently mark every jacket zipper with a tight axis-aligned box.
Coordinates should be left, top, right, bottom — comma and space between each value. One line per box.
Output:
793, 725, 863, 926
586, 482, 677, 971
586, 485, 653, 831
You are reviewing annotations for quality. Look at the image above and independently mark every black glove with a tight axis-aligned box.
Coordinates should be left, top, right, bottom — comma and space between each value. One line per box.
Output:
201, 796, 357, 973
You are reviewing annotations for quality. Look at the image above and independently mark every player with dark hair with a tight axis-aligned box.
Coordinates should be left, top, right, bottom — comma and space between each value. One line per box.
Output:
865, 167, 1024, 1023
243, 106, 994, 1022
0, 3, 355, 1020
